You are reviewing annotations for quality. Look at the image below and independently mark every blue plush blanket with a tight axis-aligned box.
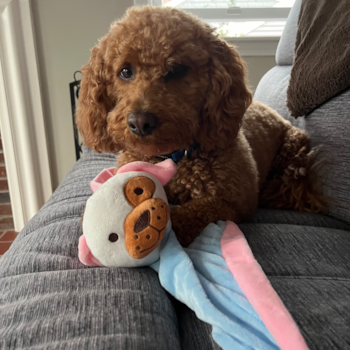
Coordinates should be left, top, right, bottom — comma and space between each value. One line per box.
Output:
151, 221, 308, 350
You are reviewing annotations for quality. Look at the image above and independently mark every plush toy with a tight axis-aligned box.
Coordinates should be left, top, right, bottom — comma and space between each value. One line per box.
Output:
79, 160, 308, 350
79, 159, 176, 267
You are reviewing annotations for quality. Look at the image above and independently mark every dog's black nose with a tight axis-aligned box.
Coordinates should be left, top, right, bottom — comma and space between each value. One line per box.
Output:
127, 112, 158, 136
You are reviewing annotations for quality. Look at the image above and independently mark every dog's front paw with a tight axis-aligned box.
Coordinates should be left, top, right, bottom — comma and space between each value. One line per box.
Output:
170, 206, 202, 247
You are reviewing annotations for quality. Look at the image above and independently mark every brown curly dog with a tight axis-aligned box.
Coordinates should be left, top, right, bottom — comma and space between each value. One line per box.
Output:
76, 6, 327, 247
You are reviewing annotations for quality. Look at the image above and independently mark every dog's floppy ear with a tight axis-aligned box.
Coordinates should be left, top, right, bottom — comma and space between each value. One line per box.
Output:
197, 38, 252, 152
76, 42, 119, 153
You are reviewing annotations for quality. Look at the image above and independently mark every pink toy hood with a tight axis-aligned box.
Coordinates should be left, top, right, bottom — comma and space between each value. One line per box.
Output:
90, 158, 177, 192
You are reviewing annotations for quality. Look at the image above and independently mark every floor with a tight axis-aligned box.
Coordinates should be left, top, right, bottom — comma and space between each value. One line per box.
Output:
0, 136, 17, 258
0, 230, 18, 257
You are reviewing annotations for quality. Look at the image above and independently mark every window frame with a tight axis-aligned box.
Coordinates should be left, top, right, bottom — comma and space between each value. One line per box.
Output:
171, 7, 290, 21
0, 0, 52, 231
134, 0, 291, 55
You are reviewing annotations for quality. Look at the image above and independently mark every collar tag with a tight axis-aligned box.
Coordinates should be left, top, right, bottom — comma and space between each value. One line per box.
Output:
157, 142, 200, 163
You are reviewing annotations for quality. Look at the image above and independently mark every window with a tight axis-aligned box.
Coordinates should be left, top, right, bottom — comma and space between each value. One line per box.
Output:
163, 0, 296, 38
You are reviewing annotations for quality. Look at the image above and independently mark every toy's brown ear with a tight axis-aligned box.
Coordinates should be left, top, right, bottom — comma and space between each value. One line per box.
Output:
76, 42, 119, 153
124, 177, 156, 208
197, 38, 252, 152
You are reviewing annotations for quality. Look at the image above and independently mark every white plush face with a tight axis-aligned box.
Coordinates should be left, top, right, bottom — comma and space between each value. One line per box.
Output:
82, 171, 170, 267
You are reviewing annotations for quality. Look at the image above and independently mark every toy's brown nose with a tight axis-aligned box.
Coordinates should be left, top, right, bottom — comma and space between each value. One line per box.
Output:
124, 198, 169, 259
127, 112, 158, 136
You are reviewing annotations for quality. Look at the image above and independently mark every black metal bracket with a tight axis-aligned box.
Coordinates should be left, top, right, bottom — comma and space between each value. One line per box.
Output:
69, 71, 82, 161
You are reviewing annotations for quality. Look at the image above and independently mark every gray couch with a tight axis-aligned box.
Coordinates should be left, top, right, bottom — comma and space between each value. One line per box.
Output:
1, 1, 349, 349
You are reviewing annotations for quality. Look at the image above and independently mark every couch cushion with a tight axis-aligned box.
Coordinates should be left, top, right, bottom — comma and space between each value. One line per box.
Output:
240, 222, 350, 350
270, 278, 350, 350
303, 88, 350, 224
240, 223, 350, 279
0, 268, 180, 350
253, 66, 299, 126
275, 0, 301, 66
255, 67, 350, 225
247, 208, 350, 231
0, 148, 181, 350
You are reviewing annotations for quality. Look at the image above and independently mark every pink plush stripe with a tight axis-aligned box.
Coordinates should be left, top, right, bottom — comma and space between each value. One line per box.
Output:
117, 159, 177, 186
221, 221, 309, 350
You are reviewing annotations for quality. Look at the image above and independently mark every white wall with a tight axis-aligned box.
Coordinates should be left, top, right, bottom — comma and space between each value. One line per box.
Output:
31, 0, 276, 189
31, 0, 133, 189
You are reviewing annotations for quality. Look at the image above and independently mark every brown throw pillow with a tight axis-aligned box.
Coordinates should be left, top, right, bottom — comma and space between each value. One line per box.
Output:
287, 0, 350, 117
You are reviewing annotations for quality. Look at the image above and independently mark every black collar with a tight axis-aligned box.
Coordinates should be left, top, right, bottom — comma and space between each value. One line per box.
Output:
156, 142, 200, 163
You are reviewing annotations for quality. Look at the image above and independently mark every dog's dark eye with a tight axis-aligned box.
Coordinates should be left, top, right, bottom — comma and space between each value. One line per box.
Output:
165, 64, 188, 81
120, 68, 133, 81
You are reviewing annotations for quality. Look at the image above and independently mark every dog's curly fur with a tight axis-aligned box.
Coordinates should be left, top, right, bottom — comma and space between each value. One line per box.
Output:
76, 6, 327, 246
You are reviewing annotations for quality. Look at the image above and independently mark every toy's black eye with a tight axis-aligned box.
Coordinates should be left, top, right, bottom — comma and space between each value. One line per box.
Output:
109, 233, 119, 242
134, 188, 144, 195
165, 64, 188, 81
119, 68, 133, 80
